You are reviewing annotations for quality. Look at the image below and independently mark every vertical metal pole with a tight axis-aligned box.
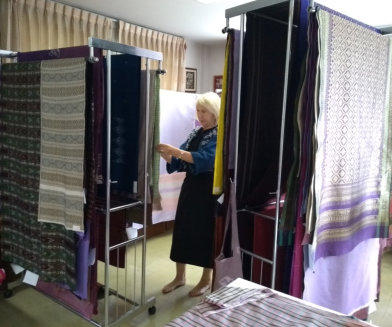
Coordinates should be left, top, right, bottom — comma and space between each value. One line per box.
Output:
141, 59, 151, 305
233, 13, 245, 185
271, 0, 295, 290
116, 248, 119, 319
133, 243, 137, 308
259, 261, 263, 285
250, 256, 254, 281
104, 50, 112, 327
124, 245, 128, 312
89, 46, 94, 61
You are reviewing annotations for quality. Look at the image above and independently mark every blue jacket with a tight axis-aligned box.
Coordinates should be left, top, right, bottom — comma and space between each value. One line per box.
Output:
166, 127, 217, 175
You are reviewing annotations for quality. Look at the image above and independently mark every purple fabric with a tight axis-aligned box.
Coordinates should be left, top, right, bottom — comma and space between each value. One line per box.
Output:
314, 9, 390, 259
303, 238, 380, 315
89, 54, 104, 315
289, 10, 319, 297
36, 281, 94, 319
315, 225, 388, 259
17, 46, 101, 62
74, 221, 90, 300
316, 210, 379, 234
319, 193, 380, 212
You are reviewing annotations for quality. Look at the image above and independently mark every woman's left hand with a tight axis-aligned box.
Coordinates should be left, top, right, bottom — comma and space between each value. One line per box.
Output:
156, 144, 178, 156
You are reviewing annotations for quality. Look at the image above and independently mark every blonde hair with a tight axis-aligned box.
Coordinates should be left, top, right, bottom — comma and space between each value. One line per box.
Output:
196, 92, 221, 121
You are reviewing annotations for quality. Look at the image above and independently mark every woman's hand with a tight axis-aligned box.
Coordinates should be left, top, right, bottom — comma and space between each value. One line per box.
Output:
156, 144, 194, 164
156, 144, 178, 156
156, 144, 176, 163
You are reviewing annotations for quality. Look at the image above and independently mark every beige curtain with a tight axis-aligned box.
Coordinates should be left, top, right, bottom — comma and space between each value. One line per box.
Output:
0, 0, 186, 91
119, 21, 186, 91
0, 0, 11, 50
0, 0, 115, 52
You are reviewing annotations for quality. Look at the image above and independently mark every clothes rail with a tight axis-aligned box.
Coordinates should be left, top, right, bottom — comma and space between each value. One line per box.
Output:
249, 11, 299, 28
0, 50, 17, 58
308, 2, 392, 35
88, 36, 160, 327
223, 0, 295, 291
0, 37, 163, 327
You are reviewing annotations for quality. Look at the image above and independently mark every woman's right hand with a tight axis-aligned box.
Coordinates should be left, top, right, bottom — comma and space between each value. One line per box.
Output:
161, 152, 172, 163
156, 145, 172, 163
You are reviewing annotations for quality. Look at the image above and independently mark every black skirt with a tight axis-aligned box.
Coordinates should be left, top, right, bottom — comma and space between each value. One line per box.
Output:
170, 172, 216, 268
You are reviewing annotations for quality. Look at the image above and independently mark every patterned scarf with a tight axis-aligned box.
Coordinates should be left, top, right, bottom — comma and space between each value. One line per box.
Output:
314, 9, 392, 259
0, 62, 76, 288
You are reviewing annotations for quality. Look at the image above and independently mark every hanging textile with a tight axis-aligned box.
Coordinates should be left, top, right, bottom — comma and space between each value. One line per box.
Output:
303, 238, 380, 315
137, 71, 161, 209
237, 12, 292, 208
313, 8, 392, 260
85, 54, 104, 314
38, 58, 86, 231
152, 90, 198, 224
234, 9, 296, 279
16, 45, 105, 184
74, 221, 90, 300
283, 11, 319, 297
212, 35, 230, 195
105, 54, 141, 196
17, 45, 105, 315
0, 61, 76, 288
227, 30, 240, 171
151, 74, 161, 208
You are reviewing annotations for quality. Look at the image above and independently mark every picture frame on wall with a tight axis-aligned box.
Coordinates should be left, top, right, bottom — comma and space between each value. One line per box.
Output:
213, 75, 223, 93
185, 67, 197, 93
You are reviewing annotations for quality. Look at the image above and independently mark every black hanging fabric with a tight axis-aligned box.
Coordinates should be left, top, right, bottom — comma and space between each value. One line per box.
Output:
234, 1, 303, 281
237, 10, 293, 209
103, 54, 141, 196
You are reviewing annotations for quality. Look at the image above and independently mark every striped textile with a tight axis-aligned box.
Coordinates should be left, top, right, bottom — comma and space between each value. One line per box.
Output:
202, 287, 272, 316
0, 62, 76, 288
38, 58, 86, 231
314, 9, 392, 259
152, 172, 186, 224
166, 286, 371, 327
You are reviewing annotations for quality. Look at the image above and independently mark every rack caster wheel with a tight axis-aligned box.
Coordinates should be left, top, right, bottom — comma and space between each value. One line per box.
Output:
4, 289, 13, 299
148, 306, 156, 315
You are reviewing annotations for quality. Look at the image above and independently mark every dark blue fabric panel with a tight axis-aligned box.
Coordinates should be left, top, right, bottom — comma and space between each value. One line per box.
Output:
103, 54, 141, 195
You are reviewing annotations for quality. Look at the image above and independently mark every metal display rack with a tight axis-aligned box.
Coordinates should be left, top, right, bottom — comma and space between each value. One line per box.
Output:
224, 0, 392, 291
0, 37, 164, 327
224, 0, 295, 290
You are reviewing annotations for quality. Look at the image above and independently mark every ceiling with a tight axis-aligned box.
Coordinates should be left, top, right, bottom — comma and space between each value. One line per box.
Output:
57, 0, 392, 44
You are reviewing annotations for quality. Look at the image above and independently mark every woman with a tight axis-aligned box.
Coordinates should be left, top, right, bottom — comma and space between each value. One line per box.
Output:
156, 92, 220, 297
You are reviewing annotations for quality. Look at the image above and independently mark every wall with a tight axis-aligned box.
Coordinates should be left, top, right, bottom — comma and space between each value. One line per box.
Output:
185, 39, 225, 94
200, 42, 225, 93
185, 39, 204, 94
